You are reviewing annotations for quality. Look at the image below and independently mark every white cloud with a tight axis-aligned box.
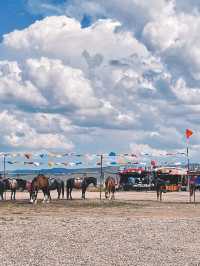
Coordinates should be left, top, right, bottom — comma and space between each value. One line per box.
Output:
25, 57, 100, 109
0, 61, 47, 107
0, 7, 200, 159
0, 110, 74, 150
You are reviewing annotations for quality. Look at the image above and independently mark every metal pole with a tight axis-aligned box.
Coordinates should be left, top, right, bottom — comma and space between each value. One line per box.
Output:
100, 155, 103, 200
187, 145, 190, 173
3, 154, 6, 179
3, 154, 6, 200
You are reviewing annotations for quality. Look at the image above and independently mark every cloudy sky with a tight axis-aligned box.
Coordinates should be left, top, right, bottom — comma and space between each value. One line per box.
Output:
0, 0, 199, 162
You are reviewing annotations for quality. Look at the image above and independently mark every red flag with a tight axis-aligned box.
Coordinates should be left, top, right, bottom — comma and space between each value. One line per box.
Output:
185, 129, 193, 139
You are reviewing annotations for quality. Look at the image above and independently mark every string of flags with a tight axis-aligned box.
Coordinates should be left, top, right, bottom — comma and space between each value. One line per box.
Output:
0, 151, 187, 158
0, 150, 188, 168
0, 129, 192, 168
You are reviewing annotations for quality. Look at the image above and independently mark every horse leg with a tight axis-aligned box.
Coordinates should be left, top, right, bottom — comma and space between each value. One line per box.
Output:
70, 188, 73, 200
14, 189, 16, 200
66, 186, 69, 200
47, 189, 50, 203
61, 181, 64, 199
160, 191, 162, 201
112, 189, 115, 200
156, 189, 159, 200
42, 188, 47, 203
105, 190, 108, 199
34, 190, 38, 204
57, 187, 60, 199
109, 188, 112, 200
82, 187, 86, 200
49, 188, 51, 202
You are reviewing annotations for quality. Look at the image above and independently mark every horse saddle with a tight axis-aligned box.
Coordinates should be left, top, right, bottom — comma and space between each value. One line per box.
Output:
74, 178, 83, 189
48, 178, 56, 186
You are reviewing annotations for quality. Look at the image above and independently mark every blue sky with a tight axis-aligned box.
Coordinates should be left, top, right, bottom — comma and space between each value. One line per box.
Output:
0, 0, 199, 169
0, 0, 93, 40
0, 0, 41, 39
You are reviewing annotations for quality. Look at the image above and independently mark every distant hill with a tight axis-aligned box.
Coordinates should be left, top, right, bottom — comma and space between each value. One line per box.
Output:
2, 166, 119, 176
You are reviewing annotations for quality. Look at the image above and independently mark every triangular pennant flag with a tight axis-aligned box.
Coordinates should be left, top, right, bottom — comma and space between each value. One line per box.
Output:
185, 129, 193, 139
109, 152, 116, 156
48, 162, 54, 167
62, 162, 68, 166
33, 162, 40, 167
25, 153, 32, 159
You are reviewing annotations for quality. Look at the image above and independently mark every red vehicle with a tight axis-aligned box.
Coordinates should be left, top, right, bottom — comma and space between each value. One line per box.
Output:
154, 167, 187, 191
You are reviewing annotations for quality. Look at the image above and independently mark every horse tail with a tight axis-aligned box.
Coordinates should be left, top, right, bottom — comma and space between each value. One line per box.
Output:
61, 180, 64, 198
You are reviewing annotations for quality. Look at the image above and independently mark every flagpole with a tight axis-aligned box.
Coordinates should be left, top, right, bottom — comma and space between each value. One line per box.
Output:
185, 129, 193, 196
3, 154, 6, 179
3, 154, 6, 200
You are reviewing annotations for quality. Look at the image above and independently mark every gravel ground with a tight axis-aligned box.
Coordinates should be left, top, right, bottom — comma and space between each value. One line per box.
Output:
1, 195, 200, 266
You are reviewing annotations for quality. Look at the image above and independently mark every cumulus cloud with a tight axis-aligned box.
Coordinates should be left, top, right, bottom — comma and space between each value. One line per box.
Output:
0, 1, 200, 159
0, 111, 74, 150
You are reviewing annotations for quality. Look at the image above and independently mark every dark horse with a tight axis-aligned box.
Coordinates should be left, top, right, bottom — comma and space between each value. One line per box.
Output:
66, 176, 97, 200
48, 177, 65, 199
30, 174, 50, 204
105, 176, 116, 200
0, 179, 5, 200
154, 178, 166, 201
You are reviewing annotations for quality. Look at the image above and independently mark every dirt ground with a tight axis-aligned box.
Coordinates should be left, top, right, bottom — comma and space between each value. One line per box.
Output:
1, 191, 200, 266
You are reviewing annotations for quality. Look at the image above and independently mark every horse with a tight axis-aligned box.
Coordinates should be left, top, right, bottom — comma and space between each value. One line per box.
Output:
0, 180, 5, 200
105, 176, 116, 200
66, 176, 97, 200
154, 178, 166, 201
48, 177, 65, 199
16, 178, 27, 191
3, 179, 18, 200
2, 178, 30, 200
30, 174, 50, 204
189, 176, 197, 203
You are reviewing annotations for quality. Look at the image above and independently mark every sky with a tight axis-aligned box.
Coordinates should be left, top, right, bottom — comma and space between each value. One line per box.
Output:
0, 0, 200, 166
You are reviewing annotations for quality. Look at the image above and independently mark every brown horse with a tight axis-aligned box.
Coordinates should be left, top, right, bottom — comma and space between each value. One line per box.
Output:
105, 176, 116, 200
30, 174, 50, 204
